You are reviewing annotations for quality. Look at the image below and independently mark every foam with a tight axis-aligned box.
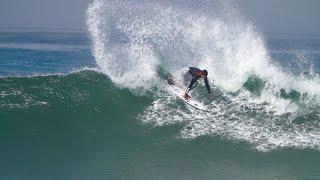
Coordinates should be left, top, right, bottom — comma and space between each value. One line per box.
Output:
87, 0, 320, 151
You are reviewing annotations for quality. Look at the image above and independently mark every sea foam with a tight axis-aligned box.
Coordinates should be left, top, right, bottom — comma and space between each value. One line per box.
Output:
87, 0, 320, 151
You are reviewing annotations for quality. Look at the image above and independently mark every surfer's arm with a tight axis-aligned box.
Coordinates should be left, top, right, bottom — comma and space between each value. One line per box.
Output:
204, 77, 211, 94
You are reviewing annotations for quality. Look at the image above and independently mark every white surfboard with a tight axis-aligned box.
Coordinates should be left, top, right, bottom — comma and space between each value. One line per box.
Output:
167, 80, 209, 112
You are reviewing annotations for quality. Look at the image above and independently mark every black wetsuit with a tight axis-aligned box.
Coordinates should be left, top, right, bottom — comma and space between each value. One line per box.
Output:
186, 67, 211, 94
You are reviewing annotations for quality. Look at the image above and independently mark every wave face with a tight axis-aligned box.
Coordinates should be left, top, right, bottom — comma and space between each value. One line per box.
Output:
0, 71, 146, 112
87, 0, 320, 151
2, 71, 320, 179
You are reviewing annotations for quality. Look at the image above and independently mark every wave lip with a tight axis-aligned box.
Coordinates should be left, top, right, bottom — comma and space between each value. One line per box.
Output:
87, 0, 320, 151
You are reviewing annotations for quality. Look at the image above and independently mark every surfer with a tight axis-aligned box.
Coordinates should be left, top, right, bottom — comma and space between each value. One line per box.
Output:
184, 67, 211, 99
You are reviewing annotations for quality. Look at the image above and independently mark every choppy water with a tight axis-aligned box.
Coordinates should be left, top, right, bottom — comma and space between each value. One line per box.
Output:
1, 0, 320, 179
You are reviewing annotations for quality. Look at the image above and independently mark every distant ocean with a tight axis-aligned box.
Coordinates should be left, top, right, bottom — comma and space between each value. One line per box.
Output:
1, 0, 320, 179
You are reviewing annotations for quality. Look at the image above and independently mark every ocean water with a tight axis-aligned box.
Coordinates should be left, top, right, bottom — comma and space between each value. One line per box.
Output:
1, 1, 320, 179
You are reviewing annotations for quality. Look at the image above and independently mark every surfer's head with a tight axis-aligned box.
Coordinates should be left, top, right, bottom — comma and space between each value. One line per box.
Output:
201, 69, 208, 77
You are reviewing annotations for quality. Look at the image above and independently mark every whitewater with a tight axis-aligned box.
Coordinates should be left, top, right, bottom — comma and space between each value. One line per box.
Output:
87, 0, 320, 151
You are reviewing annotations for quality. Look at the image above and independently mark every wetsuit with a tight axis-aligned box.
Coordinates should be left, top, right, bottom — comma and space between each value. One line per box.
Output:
186, 67, 211, 94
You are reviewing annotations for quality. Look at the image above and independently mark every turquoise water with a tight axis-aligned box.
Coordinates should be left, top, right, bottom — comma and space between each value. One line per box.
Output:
1, 1, 320, 179
1, 71, 320, 179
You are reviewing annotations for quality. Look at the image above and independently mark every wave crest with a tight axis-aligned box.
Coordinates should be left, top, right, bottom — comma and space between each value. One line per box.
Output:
87, 0, 320, 151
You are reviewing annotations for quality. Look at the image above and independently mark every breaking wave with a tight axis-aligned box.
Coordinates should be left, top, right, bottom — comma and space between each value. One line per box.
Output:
87, 0, 320, 151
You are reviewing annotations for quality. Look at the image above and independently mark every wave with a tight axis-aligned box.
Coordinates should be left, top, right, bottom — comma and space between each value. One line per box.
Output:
0, 70, 138, 111
0, 67, 100, 78
87, 0, 320, 151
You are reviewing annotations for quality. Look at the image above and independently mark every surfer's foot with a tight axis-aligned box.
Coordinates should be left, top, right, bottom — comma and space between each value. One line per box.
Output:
184, 93, 190, 99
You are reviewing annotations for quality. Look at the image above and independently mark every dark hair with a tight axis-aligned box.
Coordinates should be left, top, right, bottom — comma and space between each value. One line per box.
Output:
202, 69, 208, 76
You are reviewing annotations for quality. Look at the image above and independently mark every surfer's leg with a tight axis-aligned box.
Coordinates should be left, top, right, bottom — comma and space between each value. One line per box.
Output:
183, 71, 193, 86
190, 81, 198, 90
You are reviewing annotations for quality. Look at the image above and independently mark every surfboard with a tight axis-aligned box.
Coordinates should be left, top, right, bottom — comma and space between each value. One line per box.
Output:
167, 76, 209, 112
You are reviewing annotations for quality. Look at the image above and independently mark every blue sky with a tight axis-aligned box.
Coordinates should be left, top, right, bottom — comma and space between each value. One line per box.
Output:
0, 0, 319, 34
240, 0, 320, 34
0, 0, 88, 30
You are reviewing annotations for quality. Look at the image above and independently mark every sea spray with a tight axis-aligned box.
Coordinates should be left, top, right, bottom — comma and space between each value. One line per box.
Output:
87, 0, 320, 151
